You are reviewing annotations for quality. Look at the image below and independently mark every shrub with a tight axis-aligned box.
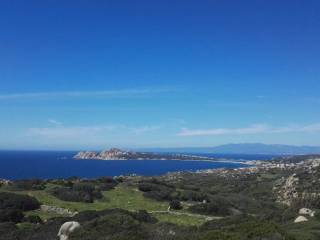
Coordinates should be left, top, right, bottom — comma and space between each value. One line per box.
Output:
314, 210, 320, 221
0, 192, 40, 211
133, 210, 157, 223
200, 217, 294, 240
97, 177, 118, 191
143, 189, 173, 201
50, 187, 93, 203
69, 211, 147, 240
138, 181, 176, 201
97, 177, 115, 183
138, 183, 158, 192
73, 183, 95, 193
11, 179, 45, 191
49, 183, 103, 203
48, 179, 73, 187
0, 209, 24, 223
178, 190, 208, 202
0, 222, 17, 236
170, 200, 182, 210
24, 215, 42, 224
72, 210, 100, 222
189, 198, 232, 216
99, 182, 118, 191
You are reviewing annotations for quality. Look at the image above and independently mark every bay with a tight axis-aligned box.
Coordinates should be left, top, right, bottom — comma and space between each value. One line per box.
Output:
0, 151, 275, 180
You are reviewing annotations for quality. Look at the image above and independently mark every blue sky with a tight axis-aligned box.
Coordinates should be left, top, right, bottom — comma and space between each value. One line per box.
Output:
0, 0, 320, 150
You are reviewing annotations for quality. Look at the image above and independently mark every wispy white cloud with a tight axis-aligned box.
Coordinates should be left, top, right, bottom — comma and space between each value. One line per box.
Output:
179, 124, 269, 136
178, 123, 320, 136
256, 95, 266, 99
48, 119, 62, 126
0, 88, 174, 100
27, 124, 162, 139
27, 125, 117, 139
130, 126, 161, 135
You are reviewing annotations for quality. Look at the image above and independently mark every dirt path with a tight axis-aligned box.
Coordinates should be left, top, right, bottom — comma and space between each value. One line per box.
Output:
150, 210, 222, 221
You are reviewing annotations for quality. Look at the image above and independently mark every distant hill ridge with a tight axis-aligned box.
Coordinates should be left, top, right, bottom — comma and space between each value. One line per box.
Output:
139, 143, 320, 155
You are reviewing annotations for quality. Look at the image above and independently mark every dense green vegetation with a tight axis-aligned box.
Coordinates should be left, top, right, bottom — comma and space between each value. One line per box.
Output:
0, 192, 40, 211
49, 183, 103, 203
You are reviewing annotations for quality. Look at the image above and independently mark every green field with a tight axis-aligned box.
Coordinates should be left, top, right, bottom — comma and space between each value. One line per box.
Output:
153, 212, 207, 226
2, 184, 209, 226
22, 185, 168, 212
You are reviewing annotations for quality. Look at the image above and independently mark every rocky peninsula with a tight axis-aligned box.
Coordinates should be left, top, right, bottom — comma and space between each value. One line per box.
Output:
74, 148, 216, 161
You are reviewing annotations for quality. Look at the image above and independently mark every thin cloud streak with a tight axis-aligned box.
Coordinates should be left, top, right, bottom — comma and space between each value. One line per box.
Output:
179, 123, 320, 136
130, 126, 161, 135
0, 88, 175, 100
27, 124, 162, 139
48, 119, 62, 126
27, 125, 118, 138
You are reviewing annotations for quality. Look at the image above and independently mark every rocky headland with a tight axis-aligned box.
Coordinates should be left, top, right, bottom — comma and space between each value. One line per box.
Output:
74, 148, 216, 161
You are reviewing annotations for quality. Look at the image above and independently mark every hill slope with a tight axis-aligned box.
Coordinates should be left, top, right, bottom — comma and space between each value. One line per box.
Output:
210, 143, 320, 155
141, 143, 320, 155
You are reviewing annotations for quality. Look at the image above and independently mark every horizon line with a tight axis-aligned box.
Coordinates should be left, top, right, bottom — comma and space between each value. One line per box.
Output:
1, 142, 320, 152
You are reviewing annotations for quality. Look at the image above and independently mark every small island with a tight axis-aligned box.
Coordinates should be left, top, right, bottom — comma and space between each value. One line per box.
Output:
74, 148, 216, 161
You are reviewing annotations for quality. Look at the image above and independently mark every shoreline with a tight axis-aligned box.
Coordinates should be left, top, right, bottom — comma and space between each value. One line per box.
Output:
74, 157, 251, 165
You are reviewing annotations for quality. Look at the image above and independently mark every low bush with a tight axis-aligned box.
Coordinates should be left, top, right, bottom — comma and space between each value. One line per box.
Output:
138, 183, 157, 192
11, 179, 46, 191
0, 209, 24, 223
24, 215, 42, 224
143, 189, 174, 201
48, 179, 74, 187
138, 181, 176, 201
96, 177, 118, 191
170, 200, 182, 210
200, 216, 294, 240
49, 183, 103, 203
177, 190, 209, 202
69, 210, 148, 240
189, 198, 232, 216
0, 222, 18, 239
133, 210, 157, 223
0, 192, 40, 211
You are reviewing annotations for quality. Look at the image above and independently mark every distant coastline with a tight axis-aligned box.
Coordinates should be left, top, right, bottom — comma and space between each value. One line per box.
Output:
74, 148, 218, 161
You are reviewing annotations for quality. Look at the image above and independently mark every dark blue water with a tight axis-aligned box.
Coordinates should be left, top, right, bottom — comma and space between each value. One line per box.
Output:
0, 151, 275, 180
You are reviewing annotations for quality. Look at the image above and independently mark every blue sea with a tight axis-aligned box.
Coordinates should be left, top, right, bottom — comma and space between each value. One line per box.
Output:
0, 151, 276, 180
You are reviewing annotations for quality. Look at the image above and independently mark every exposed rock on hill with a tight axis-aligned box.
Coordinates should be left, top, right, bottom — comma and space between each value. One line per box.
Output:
275, 174, 299, 206
299, 208, 315, 217
294, 215, 308, 223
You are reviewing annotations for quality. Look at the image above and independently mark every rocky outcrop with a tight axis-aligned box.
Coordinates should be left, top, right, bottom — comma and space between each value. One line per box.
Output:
299, 208, 315, 217
272, 156, 320, 208
294, 216, 308, 223
74, 148, 132, 160
58, 221, 81, 240
0, 179, 12, 186
274, 174, 299, 206
41, 205, 78, 217
74, 151, 99, 159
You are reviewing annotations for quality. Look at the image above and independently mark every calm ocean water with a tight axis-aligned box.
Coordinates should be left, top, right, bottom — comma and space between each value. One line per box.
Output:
0, 151, 276, 180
